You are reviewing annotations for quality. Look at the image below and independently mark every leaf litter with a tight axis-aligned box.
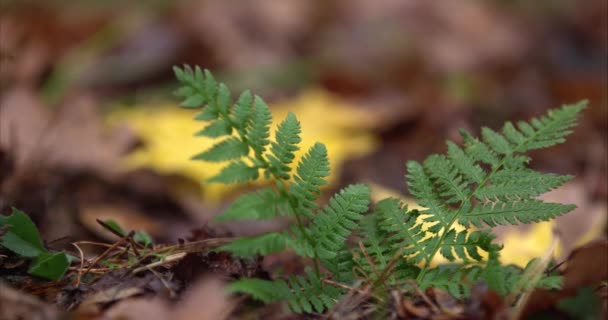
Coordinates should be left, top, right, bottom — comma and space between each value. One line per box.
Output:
1, 0, 606, 319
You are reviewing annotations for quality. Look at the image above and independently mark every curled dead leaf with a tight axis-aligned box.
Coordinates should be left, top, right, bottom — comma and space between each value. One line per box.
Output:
523, 239, 608, 317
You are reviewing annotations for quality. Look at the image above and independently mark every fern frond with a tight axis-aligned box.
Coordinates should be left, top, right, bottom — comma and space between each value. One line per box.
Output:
267, 112, 302, 180
460, 200, 575, 228
228, 270, 342, 313
353, 199, 427, 285
482, 127, 513, 155
418, 265, 470, 298
410, 102, 585, 282
176, 66, 585, 311
320, 250, 356, 283
406, 161, 455, 232
291, 143, 330, 216
202, 69, 218, 100
215, 187, 291, 222
508, 101, 587, 152
191, 137, 249, 162
207, 160, 259, 184
425, 155, 469, 204
376, 199, 428, 265
354, 214, 390, 278
231, 90, 253, 133
458, 130, 500, 167
308, 184, 370, 259
439, 230, 494, 262
218, 232, 289, 257
181, 93, 205, 109
216, 83, 231, 114
475, 169, 572, 201
247, 96, 272, 158
195, 119, 232, 138
446, 141, 485, 183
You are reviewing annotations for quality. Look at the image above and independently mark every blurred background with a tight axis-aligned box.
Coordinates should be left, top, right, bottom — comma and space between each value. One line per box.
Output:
1, 0, 606, 268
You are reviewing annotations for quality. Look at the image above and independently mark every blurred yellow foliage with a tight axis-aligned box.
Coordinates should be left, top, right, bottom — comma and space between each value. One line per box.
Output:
498, 221, 561, 267
107, 89, 377, 202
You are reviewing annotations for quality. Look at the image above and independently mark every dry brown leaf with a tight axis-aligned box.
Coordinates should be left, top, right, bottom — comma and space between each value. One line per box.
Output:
101, 277, 232, 320
81, 286, 144, 307
523, 239, 608, 317
0, 282, 60, 320
178, 0, 312, 68
318, 0, 527, 77
102, 297, 170, 320
172, 277, 234, 320
0, 89, 135, 178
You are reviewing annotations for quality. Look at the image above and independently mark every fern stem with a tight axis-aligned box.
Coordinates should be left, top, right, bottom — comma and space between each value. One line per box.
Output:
372, 247, 404, 289
275, 179, 323, 280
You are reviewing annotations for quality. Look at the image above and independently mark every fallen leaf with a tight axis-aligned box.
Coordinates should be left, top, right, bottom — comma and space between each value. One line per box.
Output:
178, 0, 313, 68
522, 239, 608, 317
102, 277, 232, 320
497, 221, 561, 268
80, 286, 143, 307
106, 89, 378, 202
102, 297, 170, 320
0, 89, 135, 178
173, 277, 233, 320
0, 283, 60, 320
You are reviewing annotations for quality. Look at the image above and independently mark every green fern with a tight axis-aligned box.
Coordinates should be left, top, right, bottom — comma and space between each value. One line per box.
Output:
405, 101, 586, 284
227, 269, 342, 314
174, 65, 586, 315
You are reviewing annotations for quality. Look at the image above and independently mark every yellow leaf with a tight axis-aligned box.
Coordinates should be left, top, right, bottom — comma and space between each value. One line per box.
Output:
106, 89, 378, 202
498, 222, 561, 268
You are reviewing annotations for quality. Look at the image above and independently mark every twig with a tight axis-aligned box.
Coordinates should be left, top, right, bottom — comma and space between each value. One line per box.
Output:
322, 278, 369, 296
96, 219, 145, 249
74, 240, 129, 251
71, 243, 86, 287
82, 231, 133, 277
372, 247, 404, 288
412, 281, 441, 314
145, 265, 176, 298
131, 252, 187, 274
127, 236, 141, 257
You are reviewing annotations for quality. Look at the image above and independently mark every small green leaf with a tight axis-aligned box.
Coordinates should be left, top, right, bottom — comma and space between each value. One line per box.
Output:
182, 94, 205, 108
103, 219, 127, 236
246, 96, 272, 157
215, 187, 289, 221
28, 252, 69, 280
173, 66, 186, 82
204, 70, 218, 98
218, 233, 289, 257
0, 208, 46, 257
174, 86, 194, 98
232, 90, 253, 128
216, 83, 232, 114
134, 231, 153, 248
208, 160, 259, 184
192, 137, 249, 162
195, 119, 232, 138
194, 107, 219, 121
